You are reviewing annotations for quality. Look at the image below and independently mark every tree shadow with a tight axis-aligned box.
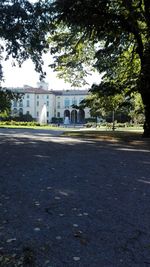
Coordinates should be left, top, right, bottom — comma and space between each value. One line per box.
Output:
0, 128, 150, 266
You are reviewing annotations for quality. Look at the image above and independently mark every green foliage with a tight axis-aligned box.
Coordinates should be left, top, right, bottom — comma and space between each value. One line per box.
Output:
0, 110, 9, 120
129, 92, 145, 124
0, 90, 11, 113
85, 118, 97, 123
51, 117, 63, 123
0, 88, 20, 113
82, 84, 144, 123
50, 0, 148, 87
1, 0, 150, 135
81, 87, 126, 119
0, 0, 54, 114
48, 24, 96, 86
50, 0, 150, 135
13, 113, 34, 122
0, 0, 54, 76
0, 120, 40, 126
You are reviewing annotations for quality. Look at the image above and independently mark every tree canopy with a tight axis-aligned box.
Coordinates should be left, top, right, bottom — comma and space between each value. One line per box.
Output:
0, 0, 53, 114
49, 0, 150, 136
0, 0, 54, 77
0, 0, 150, 136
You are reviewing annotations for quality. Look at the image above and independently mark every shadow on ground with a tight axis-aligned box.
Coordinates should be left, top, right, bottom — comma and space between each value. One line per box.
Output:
0, 128, 150, 266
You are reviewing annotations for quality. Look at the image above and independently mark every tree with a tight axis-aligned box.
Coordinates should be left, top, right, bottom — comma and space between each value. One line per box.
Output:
81, 82, 127, 129
49, 0, 150, 137
0, 0, 54, 113
48, 24, 96, 86
1, 0, 150, 135
0, 88, 20, 115
129, 92, 145, 124
0, 0, 54, 76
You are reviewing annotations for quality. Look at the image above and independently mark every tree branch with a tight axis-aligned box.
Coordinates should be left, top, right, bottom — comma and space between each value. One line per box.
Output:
143, 0, 150, 31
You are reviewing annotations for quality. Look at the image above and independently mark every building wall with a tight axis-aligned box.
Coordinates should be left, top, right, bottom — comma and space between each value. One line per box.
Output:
56, 93, 90, 122
34, 93, 55, 122
11, 88, 91, 123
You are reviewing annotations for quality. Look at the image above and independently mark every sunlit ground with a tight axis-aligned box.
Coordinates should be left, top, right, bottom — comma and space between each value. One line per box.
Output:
0, 123, 143, 131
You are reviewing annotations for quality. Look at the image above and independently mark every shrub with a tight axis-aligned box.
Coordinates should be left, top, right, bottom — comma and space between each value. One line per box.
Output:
51, 117, 63, 123
0, 120, 40, 127
85, 118, 97, 123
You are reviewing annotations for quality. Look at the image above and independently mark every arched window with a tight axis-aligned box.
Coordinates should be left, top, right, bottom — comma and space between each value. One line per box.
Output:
78, 109, 85, 123
13, 108, 18, 115
19, 108, 23, 114
71, 110, 77, 123
64, 109, 70, 119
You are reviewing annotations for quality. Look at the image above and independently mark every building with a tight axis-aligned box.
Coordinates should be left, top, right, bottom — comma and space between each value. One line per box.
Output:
10, 86, 90, 123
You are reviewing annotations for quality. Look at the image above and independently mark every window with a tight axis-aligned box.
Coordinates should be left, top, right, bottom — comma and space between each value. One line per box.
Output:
64, 98, 70, 108
47, 95, 49, 99
37, 101, 39, 106
57, 102, 60, 108
47, 101, 49, 106
37, 111, 39, 117
27, 94, 30, 98
26, 111, 30, 115
19, 100, 23, 107
37, 95, 39, 99
27, 100, 30, 107
57, 112, 60, 118
72, 98, 77, 105
19, 108, 23, 114
13, 100, 17, 107
13, 108, 17, 115
47, 111, 49, 117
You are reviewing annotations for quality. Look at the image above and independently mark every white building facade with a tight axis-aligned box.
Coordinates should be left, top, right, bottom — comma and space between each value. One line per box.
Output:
11, 87, 90, 123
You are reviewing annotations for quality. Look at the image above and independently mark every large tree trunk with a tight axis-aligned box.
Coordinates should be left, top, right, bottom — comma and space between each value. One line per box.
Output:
140, 45, 150, 137
141, 93, 150, 137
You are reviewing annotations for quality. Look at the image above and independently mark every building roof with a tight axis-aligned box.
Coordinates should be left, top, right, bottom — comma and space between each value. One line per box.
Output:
52, 89, 89, 96
8, 87, 52, 94
8, 87, 89, 95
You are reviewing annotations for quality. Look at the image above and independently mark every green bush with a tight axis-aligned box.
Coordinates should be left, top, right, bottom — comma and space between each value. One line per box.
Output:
13, 113, 34, 122
116, 123, 126, 128
85, 118, 97, 123
51, 117, 63, 123
0, 120, 40, 127
85, 122, 97, 128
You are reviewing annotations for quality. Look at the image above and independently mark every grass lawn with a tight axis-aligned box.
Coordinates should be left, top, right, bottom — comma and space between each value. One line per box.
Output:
0, 124, 66, 130
62, 126, 143, 138
62, 128, 150, 150
1, 123, 150, 145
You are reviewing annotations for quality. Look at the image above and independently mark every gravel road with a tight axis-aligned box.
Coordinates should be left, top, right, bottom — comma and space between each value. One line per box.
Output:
0, 128, 150, 267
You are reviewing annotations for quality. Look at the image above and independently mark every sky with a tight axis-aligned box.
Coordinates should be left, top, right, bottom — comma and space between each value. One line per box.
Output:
1, 54, 102, 90
1, 0, 102, 90
1, 54, 72, 90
